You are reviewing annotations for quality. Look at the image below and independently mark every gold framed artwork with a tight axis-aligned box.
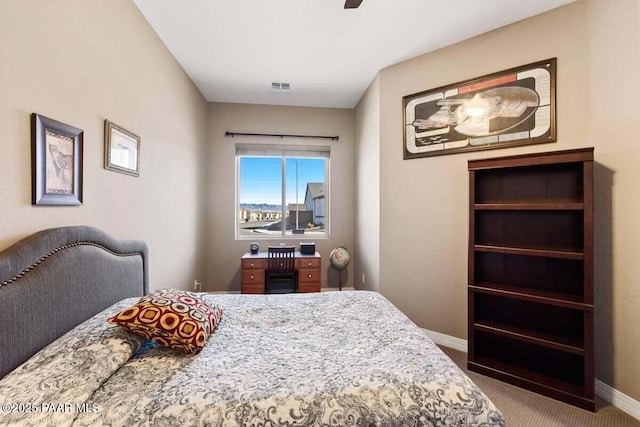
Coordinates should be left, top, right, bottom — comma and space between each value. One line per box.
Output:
104, 120, 141, 177
403, 58, 556, 159
31, 113, 83, 205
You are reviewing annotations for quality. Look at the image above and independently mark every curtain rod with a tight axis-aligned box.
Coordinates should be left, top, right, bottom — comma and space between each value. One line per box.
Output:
225, 131, 339, 141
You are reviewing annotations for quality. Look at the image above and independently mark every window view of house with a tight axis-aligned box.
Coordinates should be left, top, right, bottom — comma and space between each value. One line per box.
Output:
237, 154, 327, 238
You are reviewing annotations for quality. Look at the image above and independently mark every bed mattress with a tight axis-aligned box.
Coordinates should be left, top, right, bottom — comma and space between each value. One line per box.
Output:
0, 291, 505, 426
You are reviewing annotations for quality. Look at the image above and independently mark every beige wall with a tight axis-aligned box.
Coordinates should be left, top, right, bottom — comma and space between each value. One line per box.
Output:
4, 0, 638, 404
357, 0, 639, 402
204, 103, 354, 291
0, 0, 208, 290
354, 76, 381, 292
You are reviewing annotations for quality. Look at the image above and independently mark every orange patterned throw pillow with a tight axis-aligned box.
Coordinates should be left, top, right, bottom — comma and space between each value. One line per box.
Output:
108, 289, 223, 354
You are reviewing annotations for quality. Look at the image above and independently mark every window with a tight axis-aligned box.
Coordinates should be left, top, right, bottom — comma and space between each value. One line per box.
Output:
236, 145, 329, 239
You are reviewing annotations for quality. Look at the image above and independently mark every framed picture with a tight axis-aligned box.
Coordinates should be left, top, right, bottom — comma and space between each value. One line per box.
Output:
104, 120, 140, 176
403, 58, 556, 159
31, 113, 83, 205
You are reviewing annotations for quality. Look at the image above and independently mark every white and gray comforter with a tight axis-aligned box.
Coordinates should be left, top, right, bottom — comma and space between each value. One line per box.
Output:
0, 291, 505, 426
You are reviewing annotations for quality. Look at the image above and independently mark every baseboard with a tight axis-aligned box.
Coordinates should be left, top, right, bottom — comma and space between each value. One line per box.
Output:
421, 328, 468, 353
596, 380, 640, 421
421, 329, 640, 421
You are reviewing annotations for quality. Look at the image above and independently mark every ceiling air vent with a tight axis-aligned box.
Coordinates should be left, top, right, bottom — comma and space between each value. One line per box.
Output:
271, 82, 291, 93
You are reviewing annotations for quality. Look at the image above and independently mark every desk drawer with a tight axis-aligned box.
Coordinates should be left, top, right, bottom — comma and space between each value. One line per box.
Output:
241, 269, 264, 285
298, 268, 320, 283
242, 259, 267, 269
295, 258, 321, 269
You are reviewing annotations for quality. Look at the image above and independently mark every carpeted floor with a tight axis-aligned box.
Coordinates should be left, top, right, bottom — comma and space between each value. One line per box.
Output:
438, 346, 640, 427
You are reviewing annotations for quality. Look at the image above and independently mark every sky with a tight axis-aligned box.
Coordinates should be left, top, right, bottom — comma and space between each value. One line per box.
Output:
239, 157, 325, 205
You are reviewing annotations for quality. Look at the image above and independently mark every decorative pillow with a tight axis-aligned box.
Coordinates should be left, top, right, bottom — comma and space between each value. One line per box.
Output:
108, 289, 223, 354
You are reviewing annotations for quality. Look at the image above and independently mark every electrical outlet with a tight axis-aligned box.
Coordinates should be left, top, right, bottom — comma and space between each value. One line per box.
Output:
361, 273, 366, 285
193, 280, 202, 292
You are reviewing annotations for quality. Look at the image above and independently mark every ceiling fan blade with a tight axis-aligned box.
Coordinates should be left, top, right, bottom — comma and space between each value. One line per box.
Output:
344, 0, 364, 9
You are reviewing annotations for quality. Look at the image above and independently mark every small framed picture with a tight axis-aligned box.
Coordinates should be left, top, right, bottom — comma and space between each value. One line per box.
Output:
31, 113, 83, 205
104, 120, 140, 177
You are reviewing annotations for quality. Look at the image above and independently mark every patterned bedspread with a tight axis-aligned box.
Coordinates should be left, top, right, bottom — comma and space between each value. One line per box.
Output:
0, 291, 505, 426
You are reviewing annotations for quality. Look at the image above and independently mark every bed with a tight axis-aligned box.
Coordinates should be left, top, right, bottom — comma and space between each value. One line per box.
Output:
0, 226, 505, 426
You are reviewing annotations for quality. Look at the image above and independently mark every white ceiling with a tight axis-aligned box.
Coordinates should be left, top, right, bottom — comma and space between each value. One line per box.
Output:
133, 0, 576, 109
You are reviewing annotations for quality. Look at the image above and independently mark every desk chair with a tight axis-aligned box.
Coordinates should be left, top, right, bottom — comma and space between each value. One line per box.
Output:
265, 246, 297, 294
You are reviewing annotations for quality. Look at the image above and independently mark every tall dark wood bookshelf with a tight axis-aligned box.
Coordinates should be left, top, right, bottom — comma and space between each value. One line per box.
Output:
467, 147, 594, 411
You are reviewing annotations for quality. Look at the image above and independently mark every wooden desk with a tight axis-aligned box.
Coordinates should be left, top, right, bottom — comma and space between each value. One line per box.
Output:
241, 251, 321, 294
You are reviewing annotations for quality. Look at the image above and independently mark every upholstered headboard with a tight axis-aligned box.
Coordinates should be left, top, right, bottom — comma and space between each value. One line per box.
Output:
0, 226, 148, 379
